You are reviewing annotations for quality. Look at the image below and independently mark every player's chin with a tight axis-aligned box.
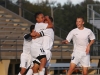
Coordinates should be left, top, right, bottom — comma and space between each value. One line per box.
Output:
31, 35, 36, 37
32, 36, 36, 38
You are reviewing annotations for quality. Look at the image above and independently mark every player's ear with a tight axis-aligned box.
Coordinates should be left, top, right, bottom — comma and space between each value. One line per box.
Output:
36, 18, 38, 21
83, 22, 84, 25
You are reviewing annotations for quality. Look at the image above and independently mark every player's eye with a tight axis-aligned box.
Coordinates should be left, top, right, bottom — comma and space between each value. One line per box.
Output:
42, 16, 44, 18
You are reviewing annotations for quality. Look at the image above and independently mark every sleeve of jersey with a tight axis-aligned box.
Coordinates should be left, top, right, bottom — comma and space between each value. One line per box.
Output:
24, 34, 32, 41
66, 30, 73, 42
89, 30, 95, 40
39, 31, 45, 36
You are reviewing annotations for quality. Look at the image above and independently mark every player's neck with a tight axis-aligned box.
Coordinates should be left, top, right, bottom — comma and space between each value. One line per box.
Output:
78, 26, 84, 30
37, 21, 44, 23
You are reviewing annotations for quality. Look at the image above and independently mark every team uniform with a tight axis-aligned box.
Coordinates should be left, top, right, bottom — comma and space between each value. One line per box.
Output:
20, 38, 32, 68
66, 27, 95, 67
41, 29, 54, 67
18, 37, 33, 75
31, 23, 48, 63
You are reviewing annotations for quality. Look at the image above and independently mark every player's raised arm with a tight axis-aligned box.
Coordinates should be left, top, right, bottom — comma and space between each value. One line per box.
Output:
45, 16, 53, 28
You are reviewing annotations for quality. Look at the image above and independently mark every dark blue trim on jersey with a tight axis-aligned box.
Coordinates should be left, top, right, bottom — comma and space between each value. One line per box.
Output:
39, 31, 44, 36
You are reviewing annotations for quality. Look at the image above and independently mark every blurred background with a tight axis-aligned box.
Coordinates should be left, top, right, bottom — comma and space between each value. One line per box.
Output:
0, 0, 100, 75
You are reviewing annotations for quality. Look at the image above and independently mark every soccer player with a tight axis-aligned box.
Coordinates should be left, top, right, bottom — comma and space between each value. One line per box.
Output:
62, 17, 95, 75
29, 16, 54, 75
30, 12, 53, 75
18, 25, 36, 75
32, 16, 54, 75
43, 16, 54, 75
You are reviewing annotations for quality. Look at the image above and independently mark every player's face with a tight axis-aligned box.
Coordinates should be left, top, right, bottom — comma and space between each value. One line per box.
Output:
76, 18, 84, 29
44, 19, 48, 23
36, 14, 45, 23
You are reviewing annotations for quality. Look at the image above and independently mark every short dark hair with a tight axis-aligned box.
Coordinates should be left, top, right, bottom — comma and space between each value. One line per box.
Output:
77, 16, 84, 22
30, 25, 35, 32
34, 11, 43, 19
49, 16, 53, 22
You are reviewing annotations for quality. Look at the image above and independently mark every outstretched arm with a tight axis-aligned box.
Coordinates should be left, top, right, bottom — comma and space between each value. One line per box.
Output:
62, 30, 74, 44
62, 40, 69, 44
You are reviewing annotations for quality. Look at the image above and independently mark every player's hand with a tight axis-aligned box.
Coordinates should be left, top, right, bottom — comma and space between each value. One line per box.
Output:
32, 36, 36, 39
62, 40, 69, 44
35, 32, 41, 38
86, 45, 90, 54
30, 31, 36, 37
45, 16, 49, 20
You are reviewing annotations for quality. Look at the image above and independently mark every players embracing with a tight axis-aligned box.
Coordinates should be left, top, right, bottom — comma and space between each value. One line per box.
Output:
18, 12, 54, 75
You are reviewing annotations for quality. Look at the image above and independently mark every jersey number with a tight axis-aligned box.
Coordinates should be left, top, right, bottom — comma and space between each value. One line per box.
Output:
40, 48, 45, 53
71, 56, 75, 60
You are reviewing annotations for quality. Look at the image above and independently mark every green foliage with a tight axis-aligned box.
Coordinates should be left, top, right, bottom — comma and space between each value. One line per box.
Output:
4, 0, 100, 39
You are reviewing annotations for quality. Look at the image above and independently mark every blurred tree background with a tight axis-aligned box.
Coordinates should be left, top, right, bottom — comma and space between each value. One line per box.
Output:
15, 0, 100, 31
0, 0, 100, 39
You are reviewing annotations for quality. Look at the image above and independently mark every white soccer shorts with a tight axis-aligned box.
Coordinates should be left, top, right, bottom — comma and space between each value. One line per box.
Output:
20, 53, 32, 68
31, 46, 46, 59
45, 50, 52, 67
71, 50, 90, 67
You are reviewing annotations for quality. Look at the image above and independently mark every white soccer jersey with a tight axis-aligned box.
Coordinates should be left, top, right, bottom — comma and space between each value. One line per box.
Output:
42, 29, 54, 51
32, 23, 48, 48
42, 29, 54, 67
66, 27, 95, 52
31, 22, 48, 48
31, 23, 48, 58
23, 38, 32, 54
42, 28, 54, 41
34, 23, 54, 50
35, 23, 48, 32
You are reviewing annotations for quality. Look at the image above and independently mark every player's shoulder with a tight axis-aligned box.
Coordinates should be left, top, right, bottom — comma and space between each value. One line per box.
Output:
41, 23, 48, 25
68, 28, 77, 34
84, 27, 92, 32
36, 22, 47, 25
35, 23, 48, 28
71, 28, 78, 32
